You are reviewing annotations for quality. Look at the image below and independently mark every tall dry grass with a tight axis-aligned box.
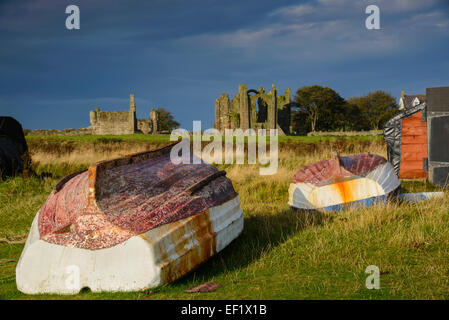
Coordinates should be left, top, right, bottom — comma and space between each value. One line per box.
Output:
28, 136, 386, 175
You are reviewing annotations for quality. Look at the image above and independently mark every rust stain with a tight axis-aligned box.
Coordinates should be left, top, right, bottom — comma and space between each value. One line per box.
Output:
332, 180, 354, 203
138, 234, 150, 242
86, 164, 98, 211
157, 209, 217, 284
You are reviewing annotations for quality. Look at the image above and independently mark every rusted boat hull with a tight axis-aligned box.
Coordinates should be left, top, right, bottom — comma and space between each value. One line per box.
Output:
16, 196, 243, 294
288, 154, 401, 211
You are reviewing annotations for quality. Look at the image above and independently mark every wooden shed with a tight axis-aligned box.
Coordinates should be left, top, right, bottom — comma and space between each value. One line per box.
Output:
399, 110, 428, 178
384, 103, 428, 179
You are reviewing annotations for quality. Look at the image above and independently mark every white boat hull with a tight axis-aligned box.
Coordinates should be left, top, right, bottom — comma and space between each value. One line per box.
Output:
289, 162, 401, 211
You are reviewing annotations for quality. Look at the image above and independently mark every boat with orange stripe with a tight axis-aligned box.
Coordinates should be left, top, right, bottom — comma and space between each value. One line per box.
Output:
16, 142, 244, 294
288, 153, 401, 211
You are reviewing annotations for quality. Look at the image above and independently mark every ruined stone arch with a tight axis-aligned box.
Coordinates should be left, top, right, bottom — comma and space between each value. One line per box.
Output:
248, 90, 269, 124
214, 84, 292, 135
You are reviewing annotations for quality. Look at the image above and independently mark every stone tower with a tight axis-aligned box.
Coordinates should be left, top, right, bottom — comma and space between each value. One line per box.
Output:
90, 108, 99, 127
129, 94, 137, 132
150, 108, 159, 134
239, 84, 250, 131
268, 84, 277, 130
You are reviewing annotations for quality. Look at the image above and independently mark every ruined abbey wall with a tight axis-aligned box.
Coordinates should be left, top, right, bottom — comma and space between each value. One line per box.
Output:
214, 84, 292, 135
137, 110, 158, 134
24, 94, 161, 136
89, 94, 160, 135
90, 110, 136, 135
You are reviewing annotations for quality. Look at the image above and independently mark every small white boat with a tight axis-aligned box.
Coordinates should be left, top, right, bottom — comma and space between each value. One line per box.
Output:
288, 154, 401, 211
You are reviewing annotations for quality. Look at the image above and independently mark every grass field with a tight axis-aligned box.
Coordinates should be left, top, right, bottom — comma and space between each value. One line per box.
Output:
0, 135, 448, 299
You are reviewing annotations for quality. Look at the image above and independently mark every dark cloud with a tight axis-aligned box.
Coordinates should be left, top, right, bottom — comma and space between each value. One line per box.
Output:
0, 0, 448, 130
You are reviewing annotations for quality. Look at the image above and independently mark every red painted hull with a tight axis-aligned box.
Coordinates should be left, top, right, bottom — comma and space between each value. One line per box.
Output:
289, 154, 401, 211
38, 142, 237, 250
293, 153, 388, 186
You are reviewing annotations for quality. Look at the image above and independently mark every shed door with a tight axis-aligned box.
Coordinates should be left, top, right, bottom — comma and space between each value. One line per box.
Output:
429, 115, 449, 186
399, 111, 428, 179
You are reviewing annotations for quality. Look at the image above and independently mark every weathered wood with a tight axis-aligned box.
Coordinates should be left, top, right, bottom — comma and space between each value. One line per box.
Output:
402, 126, 427, 136
186, 171, 227, 195
400, 169, 428, 179
401, 144, 427, 153
402, 135, 428, 144
399, 111, 428, 179
400, 160, 425, 170
402, 152, 427, 161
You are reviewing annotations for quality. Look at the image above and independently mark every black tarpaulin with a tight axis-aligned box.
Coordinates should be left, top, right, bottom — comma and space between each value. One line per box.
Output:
0, 117, 28, 178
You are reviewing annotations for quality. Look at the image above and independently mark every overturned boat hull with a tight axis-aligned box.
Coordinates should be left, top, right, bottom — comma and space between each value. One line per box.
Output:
288, 154, 401, 211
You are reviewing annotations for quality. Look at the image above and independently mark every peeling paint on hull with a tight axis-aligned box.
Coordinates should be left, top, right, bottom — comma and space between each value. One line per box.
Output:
37, 142, 238, 250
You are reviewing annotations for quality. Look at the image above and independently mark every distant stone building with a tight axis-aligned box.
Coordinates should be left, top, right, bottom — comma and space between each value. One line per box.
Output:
398, 90, 426, 110
89, 94, 159, 135
214, 84, 294, 135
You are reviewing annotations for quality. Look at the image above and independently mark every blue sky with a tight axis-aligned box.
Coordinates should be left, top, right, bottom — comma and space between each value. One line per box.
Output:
1, 0, 448, 130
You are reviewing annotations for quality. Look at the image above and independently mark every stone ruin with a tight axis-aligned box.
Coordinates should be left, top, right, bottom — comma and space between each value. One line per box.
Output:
89, 94, 159, 135
26, 94, 161, 136
214, 84, 294, 135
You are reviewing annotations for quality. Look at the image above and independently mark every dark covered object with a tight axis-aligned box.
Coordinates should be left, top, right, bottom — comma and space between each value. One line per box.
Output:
0, 117, 28, 178
431, 166, 449, 187
384, 103, 426, 176
427, 86, 449, 187
429, 115, 449, 162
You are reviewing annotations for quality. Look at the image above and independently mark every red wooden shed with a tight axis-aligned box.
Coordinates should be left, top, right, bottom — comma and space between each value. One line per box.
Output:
399, 110, 428, 178
384, 102, 428, 179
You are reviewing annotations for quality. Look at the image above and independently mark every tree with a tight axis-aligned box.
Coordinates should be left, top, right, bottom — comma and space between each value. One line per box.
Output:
347, 91, 398, 130
290, 106, 309, 135
293, 85, 347, 132
155, 107, 180, 132
342, 101, 366, 131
